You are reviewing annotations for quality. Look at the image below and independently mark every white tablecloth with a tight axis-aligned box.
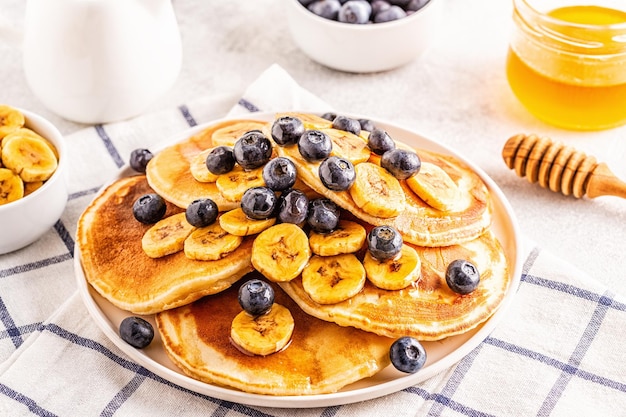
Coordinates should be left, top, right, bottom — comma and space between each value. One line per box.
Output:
1, 1, 625, 415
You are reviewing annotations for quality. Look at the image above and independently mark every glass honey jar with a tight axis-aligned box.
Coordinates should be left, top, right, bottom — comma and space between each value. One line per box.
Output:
506, 0, 626, 130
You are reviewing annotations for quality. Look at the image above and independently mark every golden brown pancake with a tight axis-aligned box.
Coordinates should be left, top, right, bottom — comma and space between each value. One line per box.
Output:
278, 228, 510, 341
156, 273, 394, 396
76, 175, 254, 314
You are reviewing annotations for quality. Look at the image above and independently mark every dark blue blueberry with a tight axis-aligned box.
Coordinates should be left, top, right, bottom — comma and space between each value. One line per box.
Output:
319, 156, 356, 191
321, 112, 337, 121
233, 131, 273, 170
277, 189, 309, 224
370, 0, 391, 16
367, 225, 402, 261
132, 193, 166, 224
374, 5, 407, 22
298, 130, 333, 162
332, 115, 361, 136
185, 198, 218, 227
298, 0, 317, 6
388, 0, 411, 7
380, 148, 421, 180
389, 336, 427, 373
358, 118, 376, 132
407, 0, 430, 11
205, 146, 236, 175
271, 116, 305, 146
338, 0, 372, 23
368, 128, 396, 155
241, 186, 277, 220
263, 157, 297, 191
238, 279, 275, 316
446, 259, 480, 294
129, 148, 153, 173
119, 316, 154, 349
307, 198, 340, 234
307, 0, 341, 20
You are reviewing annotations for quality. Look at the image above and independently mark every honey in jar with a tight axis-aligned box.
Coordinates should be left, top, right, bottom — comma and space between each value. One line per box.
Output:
506, 0, 626, 130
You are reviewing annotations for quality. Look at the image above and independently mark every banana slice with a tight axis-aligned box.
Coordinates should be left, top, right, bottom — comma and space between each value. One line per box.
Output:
320, 128, 371, 164
0, 105, 25, 139
1, 132, 58, 182
276, 112, 333, 130
216, 165, 265, 202
363, 244, 421, 290
348, 162, 405, 218
141, 212, 195, 258
251, 223, 311, 282
189, 148, 219, 183
308, 219, 366, 256
406, 162, 464, 212
219, 207, 276, 236
0, 167, 24, 205
230, 303, 295, 356
24, 180, 44, 197
184, 222, 243, 261
301, 254, 366, 304
212, 121, 268, 147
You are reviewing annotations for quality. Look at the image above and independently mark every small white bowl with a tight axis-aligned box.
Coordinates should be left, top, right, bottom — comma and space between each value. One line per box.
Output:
0, 109, 68, 254
285, 0, 443, 73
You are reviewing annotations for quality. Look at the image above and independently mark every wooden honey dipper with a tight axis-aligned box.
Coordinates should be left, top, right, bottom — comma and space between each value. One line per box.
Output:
502, 133, 626, 199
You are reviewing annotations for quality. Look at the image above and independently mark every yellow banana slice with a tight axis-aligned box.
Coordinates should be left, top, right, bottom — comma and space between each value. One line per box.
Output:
251, 223, 311, 282
348, 162, 405, 218
141, 212, 195, 258
2, 128, 58, 159
24, 180, 44, 197
230, 303, 295, 356
363, 244, 421, 290
308, 219, 366, 256
320, 128, 371, 164
212, 121, 268, 147
1, 133, 58, 182
406, 162, 464, 212
189, 148, 219, 183
301, 254, 366, 304
276, 112, 332, 130
0, 105, 25, 139
184, 222, 243, 261
216, 165, 265, 202
0, 167, 24, 205
219, 207, 276, 236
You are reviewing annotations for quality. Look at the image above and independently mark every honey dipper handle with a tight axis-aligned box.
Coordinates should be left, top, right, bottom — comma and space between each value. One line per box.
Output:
586, 163, 626, 199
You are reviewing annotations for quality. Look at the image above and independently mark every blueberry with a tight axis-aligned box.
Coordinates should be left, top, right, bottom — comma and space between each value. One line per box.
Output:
446, 259, 480, 294
307, 198, 340, 234
338, 0, 372, 24
233, 131, 273, 170
277, 189, 309, 224
307, 0, 341, 20
367, 225, 402, 261
374, 5, 407, 22
241, 186, 277, 220
205, 146, 236, 175
368, 128, 396, 155
321, 112, 337, 121
271, 116, 305, 147
370, 0, 391, 16
389, 336, 427, 373
129, 148, 153, 173
119, 316, 154, 349
297, 0, 317, 6
132, 193, 166, 224
298, 130, 333, 162
332, 115, 361, 136
263, 157, 297, 191
185, 198, 218, 227
358, 118, 376, 132
319, 156, 356, 191
388, 0, 411, 7
380, 148, 421, 180
407, 0, 429, 11
238, 279, 275, 316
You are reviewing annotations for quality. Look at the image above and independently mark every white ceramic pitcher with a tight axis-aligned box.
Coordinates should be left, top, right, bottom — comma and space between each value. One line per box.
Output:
23, 0, 182, 124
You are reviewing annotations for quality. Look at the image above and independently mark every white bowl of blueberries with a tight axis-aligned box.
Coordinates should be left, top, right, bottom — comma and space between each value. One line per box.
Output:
286, 0, 443, 73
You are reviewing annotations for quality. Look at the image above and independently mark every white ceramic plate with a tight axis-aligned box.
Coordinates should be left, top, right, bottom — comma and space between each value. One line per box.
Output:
75, 112, 523, 409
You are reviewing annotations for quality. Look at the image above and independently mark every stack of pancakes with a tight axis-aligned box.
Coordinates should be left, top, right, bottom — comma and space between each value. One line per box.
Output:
76, 113, 511, 396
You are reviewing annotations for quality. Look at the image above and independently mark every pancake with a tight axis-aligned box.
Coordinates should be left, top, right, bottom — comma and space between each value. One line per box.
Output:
77, 175, 254, 314
278, 229, 510, 341
156, 273, 394, 396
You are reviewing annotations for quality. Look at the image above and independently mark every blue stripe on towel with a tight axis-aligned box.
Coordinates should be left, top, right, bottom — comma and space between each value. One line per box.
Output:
178, 104, 197, 127
0, 383, 58, 417
94, 125, 124, 168
238, 98, 260, 113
